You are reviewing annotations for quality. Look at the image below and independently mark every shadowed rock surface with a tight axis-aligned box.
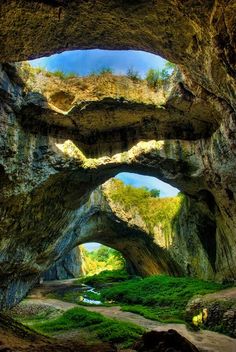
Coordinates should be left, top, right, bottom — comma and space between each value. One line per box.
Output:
43, 247, 82, 281
133, 330, 199, 352
0, 1, 235, 310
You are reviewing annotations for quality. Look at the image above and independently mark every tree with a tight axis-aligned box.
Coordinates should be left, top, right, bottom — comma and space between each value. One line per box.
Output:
150, 189, 160, 198
164, 61, 176, 70
145, 68, 161, 88
127, 67, 141, 81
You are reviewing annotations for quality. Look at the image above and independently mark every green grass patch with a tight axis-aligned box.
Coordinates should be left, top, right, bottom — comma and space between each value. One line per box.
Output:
28, 307, 144, 348
78, 269, 131, 286
106, 179, 183, 239
100, 275, 227, 323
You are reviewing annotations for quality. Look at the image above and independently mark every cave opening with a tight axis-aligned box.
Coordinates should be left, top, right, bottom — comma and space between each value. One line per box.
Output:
28, 49, 171, 79
0, 2, 236, 350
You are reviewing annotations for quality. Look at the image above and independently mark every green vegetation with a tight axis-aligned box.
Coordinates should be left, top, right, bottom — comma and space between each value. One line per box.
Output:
52, 70, 78, 79
27, 307, 145, 348
107, 179, 183, 237
149, 188, 160, 198
127, 67, 141, 81
98, 67, 113, 74
79, 269, 130, 286
145, 61, 176, 88
100, 275, 227, 324
30, 66, 78, 80
81, 245, 125, 276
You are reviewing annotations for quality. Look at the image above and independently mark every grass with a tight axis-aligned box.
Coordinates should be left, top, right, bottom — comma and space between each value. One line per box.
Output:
27, 307, 145, 348
106, 178, 183, 239
80, 245, 125, 277
78, 269, 131, 286
48, 289, 104, 307
100, 274, 228, 323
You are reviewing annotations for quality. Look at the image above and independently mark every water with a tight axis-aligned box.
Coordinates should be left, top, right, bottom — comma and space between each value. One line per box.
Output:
79, 285, 102, 305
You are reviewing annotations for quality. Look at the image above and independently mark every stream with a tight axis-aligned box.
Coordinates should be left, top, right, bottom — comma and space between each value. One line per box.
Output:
78, 285, 102, 305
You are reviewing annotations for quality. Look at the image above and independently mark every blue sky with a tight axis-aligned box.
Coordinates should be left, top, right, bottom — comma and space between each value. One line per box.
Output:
116, 173, 179, 198
30, 49, 167, 78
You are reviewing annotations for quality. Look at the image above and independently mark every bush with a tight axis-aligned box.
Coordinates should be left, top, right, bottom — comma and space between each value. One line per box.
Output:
99, 67, 113, 74
145, 68, 161, 88
145, 61, 176, 88
52, 70, 78, 79
150, 189, 160, 198
127, 67, 141, 81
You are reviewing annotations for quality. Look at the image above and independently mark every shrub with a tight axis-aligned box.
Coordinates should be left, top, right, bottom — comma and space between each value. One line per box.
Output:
99, 67, 113, 74
127, 67, 141, 81
145, 68, 161, 88
149, 189, 160, 198
52, 70, 78, 79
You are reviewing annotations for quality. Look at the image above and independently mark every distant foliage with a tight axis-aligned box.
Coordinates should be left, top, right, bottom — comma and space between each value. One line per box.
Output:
149, 188, 160, 198
79, 269, 130, 285
52, 70, 78, 79
89, 66, 113, 76
164, 61, 176, 70
30, 66, 78, 80
99, 66, 113, 74
107, 179, 183, 239
81, 244, 125, 276
127, 67, 141, 81
145, 61, 176, 88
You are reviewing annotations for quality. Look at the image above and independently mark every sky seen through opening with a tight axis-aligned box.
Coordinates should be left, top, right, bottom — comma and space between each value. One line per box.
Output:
30, 49, 179, 252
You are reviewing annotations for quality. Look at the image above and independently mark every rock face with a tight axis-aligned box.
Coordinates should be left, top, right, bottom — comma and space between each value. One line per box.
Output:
133, 330, 199, 352
186, 288, 236, 338
43, 247, 82, 281
0, 1, 235, 309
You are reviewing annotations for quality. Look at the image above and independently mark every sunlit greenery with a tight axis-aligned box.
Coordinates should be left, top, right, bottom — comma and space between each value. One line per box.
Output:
26, 307, 145, 348
100, 275, 228, 323
81, 245, 125, 276
145, 61, 176, 88
79, 269, 130, 286
107, 178, 183, 238
126, 67, 141, 81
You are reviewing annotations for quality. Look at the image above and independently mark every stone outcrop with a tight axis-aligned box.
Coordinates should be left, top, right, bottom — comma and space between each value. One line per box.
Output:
0, 1, 235, 310
43, 246, 82, 281
186, 288, 236, 338
133, 330, 199, 352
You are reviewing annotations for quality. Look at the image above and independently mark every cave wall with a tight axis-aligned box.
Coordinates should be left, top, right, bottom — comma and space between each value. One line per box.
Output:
0, 0, 235, 308
43, 246, 82, 281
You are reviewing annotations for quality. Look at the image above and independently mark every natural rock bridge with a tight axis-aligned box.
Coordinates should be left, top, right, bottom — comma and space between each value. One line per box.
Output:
0, 0, 235, 309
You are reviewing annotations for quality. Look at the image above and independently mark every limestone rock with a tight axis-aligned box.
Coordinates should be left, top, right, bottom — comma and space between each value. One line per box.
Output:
186, 288, 236, 337
0, 1, 235, 310
133, 330, 199, 352
43, 247, 82, 281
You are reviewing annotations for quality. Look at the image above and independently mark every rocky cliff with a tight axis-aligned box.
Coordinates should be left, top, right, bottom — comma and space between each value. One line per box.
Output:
0, 0, 235, 309
43, 246, 82, 281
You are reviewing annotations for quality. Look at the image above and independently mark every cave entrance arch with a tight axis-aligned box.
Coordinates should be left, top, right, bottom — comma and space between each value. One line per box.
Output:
81, 242, 126, 275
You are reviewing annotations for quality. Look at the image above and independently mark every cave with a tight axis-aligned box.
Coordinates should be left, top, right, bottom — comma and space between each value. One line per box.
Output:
0, 1, 236, 351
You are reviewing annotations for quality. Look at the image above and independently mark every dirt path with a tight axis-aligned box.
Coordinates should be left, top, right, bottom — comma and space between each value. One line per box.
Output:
27, 293, 236, 352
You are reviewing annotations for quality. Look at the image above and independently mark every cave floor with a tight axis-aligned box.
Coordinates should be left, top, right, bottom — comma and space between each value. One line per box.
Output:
11, 280, 236, 352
